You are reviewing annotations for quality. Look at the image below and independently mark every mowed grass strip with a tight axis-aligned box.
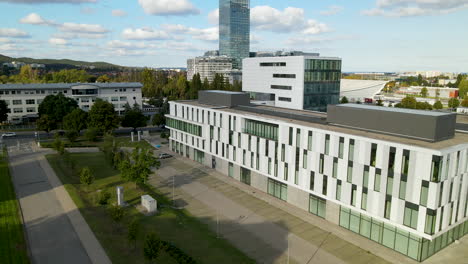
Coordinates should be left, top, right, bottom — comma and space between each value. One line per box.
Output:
0, 152, 30, 264
46, 152, 254, 264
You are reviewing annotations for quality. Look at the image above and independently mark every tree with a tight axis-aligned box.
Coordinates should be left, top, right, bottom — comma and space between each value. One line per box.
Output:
127, 219, 140, 249
88, 99, 119, 133
461, 98, 468, 107
37, 115, 56, 133
84, 128, 100, 142
65, 130, 79, 142
0, 100, 9, 123
187, 73, 202, 99
211, 73, 225, 90
176, 75, 189, 99
121, 105, 147, 132
148, 97, 164, 108
118, 147, 160, 187
63, 108, 88, 132
340, 96, 349, 104
38, 93, 78, 124
152, 113, 166, 127
52, 137, 65, 155
448, 98, 460, 109
433, 101, 443, 109
96, 75, 110, 83
401, 96, 417, 109
143, 233, 161, 264
420, 87, 428, 98
376, 99, 384, 106
459, 78, 468, 99
202, 77, 210, 90
232, 80, 242, 92
79, 167, 95, 186
108, 205, 125, 224
141, 69, 157, 98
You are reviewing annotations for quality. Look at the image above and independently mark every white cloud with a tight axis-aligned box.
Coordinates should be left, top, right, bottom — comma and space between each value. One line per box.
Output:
107, 40, 157, 50
0, 0, 96, 3
112, 9, 127, 17
162, 24, 218, 41
59, 23, 109, 34
138, 0, 199, 16
0, 38, 13, 43
363, 0, 468, 17
0, 44, 27, 52
19, 13, 56, 26
251, 6, 330, 34
208, 8, 219, 24
122, 28, 170, 40
49, 38, 68, 45
0, 28, 30, 38
320, 5, 344, 16
286, 35, 358, 46
80, 7, 96, 14
52, 32, 106, 39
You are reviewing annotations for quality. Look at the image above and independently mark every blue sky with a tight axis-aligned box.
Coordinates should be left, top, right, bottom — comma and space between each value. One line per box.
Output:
0, 0, 467, 72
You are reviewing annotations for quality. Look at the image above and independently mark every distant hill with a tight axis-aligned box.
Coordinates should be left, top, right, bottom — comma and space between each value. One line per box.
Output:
0, 54, 122, 70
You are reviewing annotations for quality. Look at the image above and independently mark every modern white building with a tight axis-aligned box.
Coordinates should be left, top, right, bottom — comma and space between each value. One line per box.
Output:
0, 82, 143, 123
167, 91, 468, 262
340, 79, 388, 102
187, 56, 238, 84
242, 55, 342, 112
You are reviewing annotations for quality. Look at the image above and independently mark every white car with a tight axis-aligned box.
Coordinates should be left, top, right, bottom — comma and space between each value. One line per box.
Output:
158, 153, 173, 159
2, 132, 16, 137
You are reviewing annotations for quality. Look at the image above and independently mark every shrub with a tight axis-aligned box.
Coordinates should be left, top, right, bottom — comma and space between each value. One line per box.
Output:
52, 137, 65, 155
108, 205, 125, 223
65, 130, 79, 142
433, 101, 443, 110
85, 128, 100, 142
79, 167, 94, 186
98, 190, 111, 205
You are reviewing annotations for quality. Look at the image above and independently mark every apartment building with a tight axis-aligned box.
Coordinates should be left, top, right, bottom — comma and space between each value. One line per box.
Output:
187, 56, 238, 83
243, 55, 342, 112
166, 90, 468, 262
0, 82, 143, 123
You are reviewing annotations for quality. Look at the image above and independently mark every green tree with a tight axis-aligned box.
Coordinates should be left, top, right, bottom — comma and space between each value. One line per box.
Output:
202, 77, 210, 90
88, 99, 119, 133
448, 98, 460, 109
141, 69, 157, 98
52, 137, 65, 155
38, 93, 78, 125
340, 96, 349, 104
232, 80, 242, 92
108, 205, 125, 224
148, 97, 164, 107
152, 113, 165, 127
459, 78, 468, 99
96, 75, 110, 83
176, 75, 189, 99
84, 128, 100, 142
401, 96, 417, 109
188, 73, 202, 99
65, 130, 79, 142
127, 219, 140, 249
420, 87, 428, 97
211, 73, 225, 90
433, 101, 443, 109
461, 98, 468, 107
63, 108, 88, 131
37, 115, 57, 133
121, 105, 147, 132
79, 167, 95, 186
376, 99, 384, 106
51, 69, 91, 83
143, 233, 161, 264
118, 147, 160, 187
0, 100, 9, 123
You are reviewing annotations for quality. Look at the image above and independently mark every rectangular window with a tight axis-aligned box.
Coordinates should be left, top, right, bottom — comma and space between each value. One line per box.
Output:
374, 169, 381, 192
370, 143, 377, 166
309, 195, 326, 218
296, 129, 300, 146
425, 209, 436, 235
244, 119, 278, 141
347, 161, 353, 183
284, 163, 289, 181
336, 180, 342, 201
268, 178, 288, 201
332, 158, 338, 178
319, 154, 324, 174
228, 163, 234, 178
268, 158, 272, 175
303, 150, 308, 169
240, 168, 251, 185
399, 175, 407, 200
307, 131, 313, 151
361, 188, 368, 210
289, 127, 293, 145
387, 174, 394, 196
388, 147, 396, 174
420, 181, 429, 206
281, 144, 285, 162
351, 185, 357, 206
431, 156, 442, 182
402, 150, 410, 175
278, 97, 291, 102
338, 137, 344, 159
438, 182, 444, 207
384, 197, 392, 219
310, 171, 315, 191
260, 62, 287, 67
403, 202, 419, 229
12, 100, 22, 105
349, 139, 355, 161
25, 99, 35, 105
325, 134, 330, 155
273, 73, 296, 78
270, 85, 292, 90
322, 175, 328, 196
363, 166, 369, 188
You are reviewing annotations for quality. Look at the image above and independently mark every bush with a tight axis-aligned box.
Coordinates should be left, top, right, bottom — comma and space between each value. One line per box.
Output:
433, 101, 443, 109
448, 98, 460, 109
461, 98, 468, 107
85, 128, 100, 142
108, 205, 125, 223
98, 190, 111, 205
65, 130, 79, 142
79, 167, 94, 186
52, 137, 65, 155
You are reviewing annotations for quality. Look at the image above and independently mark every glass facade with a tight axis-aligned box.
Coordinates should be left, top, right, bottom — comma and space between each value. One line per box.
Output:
268, 178, 287, 201
219, 0, 250, 69
166, 117, 202, 137
309, 194, 326, 218
244, 119, 278, 141
303, 59, 341, 112
339, 206, 468, 262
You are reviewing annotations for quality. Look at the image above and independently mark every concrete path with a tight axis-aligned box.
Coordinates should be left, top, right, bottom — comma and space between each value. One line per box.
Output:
7, 139, 111, 264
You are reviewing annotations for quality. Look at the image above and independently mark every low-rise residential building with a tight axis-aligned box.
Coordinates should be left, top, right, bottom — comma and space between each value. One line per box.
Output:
242, 54, 342, 112
167, 90, 468, 262
0, 82, 142, 123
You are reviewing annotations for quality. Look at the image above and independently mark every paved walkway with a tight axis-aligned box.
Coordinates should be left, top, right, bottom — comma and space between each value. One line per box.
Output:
7, 140, 111, 264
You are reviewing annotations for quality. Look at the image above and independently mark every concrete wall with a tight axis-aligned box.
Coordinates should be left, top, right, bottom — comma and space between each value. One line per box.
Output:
287, 184, 310, 212
326, 200, 341, 225
251, 170, 267, 192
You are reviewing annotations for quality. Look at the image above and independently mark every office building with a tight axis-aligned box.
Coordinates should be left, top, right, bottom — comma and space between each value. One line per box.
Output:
187, 56, 236, 83
166, 90, 468, 262
219, 0, 250, 69
0, 82, 143, 123
243, 54, 342, 112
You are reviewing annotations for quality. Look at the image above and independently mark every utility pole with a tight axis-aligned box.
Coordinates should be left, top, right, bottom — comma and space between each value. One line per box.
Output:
172, 174, 175, 207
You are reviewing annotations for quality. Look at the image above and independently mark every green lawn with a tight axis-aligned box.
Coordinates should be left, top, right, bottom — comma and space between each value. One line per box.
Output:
46, 152, 254, 264
40, 136, 153, 150
0, 152, 30, 264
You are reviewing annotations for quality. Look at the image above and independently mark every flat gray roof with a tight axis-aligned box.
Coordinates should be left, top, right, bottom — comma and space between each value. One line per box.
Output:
177, 100, 468, 150
203, 90, 245, 95
0, 82, 143, 90
340, 104, 449, 117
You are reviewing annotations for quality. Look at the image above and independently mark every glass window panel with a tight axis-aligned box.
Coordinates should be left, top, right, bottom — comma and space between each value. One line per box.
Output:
395, 230, 409, 255
382, 226, 396, 249
371, 220, 383, 243
408, 238, 421, 261
360, 216, 371, 238
350, 212, 360, 233
340, 208, 350, 228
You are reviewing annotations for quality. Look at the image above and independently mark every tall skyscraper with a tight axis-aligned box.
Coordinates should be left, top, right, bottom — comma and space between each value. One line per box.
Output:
219, 0, 250, 69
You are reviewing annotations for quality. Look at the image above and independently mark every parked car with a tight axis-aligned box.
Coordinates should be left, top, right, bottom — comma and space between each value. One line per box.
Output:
158, 153, 173, 159
2, 132, 16, 138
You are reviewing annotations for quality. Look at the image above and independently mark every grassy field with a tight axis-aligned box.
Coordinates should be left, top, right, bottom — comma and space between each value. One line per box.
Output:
46, 152, 254, 264
0, 152, 30, 264
40, 136, 154, 150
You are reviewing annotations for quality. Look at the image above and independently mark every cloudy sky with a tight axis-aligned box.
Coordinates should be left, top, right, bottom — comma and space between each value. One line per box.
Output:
0, 0, 467, 72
